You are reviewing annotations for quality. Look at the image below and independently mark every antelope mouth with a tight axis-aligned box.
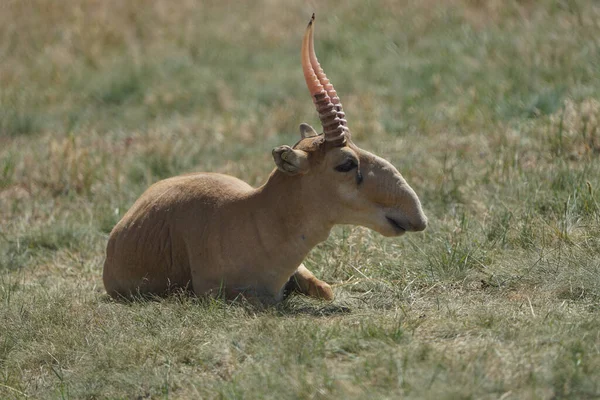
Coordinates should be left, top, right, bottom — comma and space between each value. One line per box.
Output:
385, 216, 406, 233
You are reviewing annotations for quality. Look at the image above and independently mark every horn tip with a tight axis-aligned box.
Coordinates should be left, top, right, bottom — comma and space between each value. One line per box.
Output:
308, 13, 315, 26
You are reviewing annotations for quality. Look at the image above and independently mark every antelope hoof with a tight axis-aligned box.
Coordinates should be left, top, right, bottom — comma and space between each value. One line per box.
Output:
308, 280, 334, 301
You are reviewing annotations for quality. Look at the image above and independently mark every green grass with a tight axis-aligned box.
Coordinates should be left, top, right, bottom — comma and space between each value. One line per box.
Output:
1, 0, 600, 398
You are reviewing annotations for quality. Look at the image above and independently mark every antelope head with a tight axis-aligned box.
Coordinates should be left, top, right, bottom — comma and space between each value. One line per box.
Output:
273, 14, 427, 237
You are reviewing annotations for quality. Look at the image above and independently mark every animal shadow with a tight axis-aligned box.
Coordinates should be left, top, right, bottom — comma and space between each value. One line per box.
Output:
101, 290, 352, 317
276, 299, 352, 317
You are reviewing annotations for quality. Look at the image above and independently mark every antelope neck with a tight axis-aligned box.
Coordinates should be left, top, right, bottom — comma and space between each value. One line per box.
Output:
249, 170, 334, 254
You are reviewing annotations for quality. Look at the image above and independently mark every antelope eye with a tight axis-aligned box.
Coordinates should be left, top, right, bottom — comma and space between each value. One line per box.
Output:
334, 159, 358, 172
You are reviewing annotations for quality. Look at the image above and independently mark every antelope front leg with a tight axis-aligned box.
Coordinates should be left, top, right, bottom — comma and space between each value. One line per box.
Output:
285, 264, 333, 301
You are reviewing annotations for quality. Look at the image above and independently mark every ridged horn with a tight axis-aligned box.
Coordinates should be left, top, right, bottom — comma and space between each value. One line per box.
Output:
301, 14, 347, 145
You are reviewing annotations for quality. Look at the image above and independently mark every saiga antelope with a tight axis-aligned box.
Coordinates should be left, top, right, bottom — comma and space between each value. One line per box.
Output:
103, 15, 427, 305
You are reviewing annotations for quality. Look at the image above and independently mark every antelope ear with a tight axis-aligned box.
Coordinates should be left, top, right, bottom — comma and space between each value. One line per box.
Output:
272, 145, 310, 175
299, 123, 319, 139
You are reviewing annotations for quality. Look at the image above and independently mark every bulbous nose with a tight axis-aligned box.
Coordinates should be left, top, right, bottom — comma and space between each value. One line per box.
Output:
410, 215, 428, 232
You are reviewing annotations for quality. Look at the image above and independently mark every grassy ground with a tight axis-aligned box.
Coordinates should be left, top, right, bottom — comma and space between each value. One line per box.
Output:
1, 0, 599, 398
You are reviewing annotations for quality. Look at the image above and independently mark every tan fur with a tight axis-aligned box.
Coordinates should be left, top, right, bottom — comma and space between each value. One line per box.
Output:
103, 134, 427, 304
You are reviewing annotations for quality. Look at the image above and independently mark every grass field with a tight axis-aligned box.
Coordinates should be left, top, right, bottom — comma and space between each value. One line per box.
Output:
1, 0, 600, 398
